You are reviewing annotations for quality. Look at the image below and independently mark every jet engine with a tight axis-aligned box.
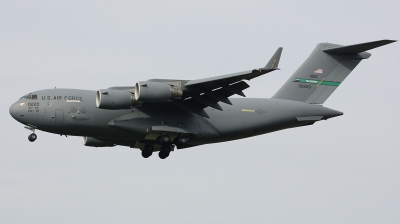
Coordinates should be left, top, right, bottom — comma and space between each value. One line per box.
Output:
82, 137, 116, 147
134, 81, 182, 102
96, 89, 140, 109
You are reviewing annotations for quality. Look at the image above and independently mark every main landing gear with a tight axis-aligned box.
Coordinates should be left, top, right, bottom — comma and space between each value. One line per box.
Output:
174, 135, 189, 146
141, 133, 190, 159
159, 145, 171, 159
141, 144, 154, 158
141, 143, 172, 159
157, 134, 170, 145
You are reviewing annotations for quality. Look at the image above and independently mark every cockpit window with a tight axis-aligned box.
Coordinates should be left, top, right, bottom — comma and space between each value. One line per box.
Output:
19, 94, 37, 100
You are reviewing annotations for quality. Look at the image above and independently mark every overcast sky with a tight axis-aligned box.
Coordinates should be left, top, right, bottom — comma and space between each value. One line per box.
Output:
1, 1, 399, 223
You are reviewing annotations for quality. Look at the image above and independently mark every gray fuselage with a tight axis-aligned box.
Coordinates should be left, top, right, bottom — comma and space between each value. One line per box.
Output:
9, 89, 343, 148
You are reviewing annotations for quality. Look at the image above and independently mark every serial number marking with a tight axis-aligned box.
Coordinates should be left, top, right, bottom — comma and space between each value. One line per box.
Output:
298, 84, 311, 89
26, 102, 40, 112
28, 102, 39, 106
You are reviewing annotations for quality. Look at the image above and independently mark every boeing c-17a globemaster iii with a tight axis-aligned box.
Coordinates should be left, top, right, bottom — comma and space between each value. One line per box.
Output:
9, 40, 396, 159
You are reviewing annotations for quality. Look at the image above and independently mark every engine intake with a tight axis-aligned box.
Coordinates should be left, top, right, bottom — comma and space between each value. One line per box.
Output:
82, 137, 116, 147
135, 81, 182, 102
96, 89, 140, 109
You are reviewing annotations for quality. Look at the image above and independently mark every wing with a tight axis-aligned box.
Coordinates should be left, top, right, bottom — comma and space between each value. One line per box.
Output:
184, 47, 282, 90
108, 47, 283, 118
176, 47, 283, 117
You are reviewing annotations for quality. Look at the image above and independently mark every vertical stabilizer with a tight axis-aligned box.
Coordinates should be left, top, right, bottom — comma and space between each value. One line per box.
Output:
272, 40, 396, 104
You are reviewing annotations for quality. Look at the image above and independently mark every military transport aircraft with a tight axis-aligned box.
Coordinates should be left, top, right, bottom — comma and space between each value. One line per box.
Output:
9, 40, 396, 159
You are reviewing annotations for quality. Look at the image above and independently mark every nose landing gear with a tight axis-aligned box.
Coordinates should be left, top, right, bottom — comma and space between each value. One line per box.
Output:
25, 125, 37, 142
28, 133, 37, 142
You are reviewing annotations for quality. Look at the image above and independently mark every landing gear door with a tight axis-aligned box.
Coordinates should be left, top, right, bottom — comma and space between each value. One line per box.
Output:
55, 109, 64, 124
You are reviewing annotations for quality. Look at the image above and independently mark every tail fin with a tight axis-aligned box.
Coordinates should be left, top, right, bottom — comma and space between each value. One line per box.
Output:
272, 40, 396, 104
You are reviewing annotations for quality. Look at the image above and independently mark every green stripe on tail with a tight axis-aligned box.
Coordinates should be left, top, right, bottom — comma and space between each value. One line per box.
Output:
292, 78, 341, 87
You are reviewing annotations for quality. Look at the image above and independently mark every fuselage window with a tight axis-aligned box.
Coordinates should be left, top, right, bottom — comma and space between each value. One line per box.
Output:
31, 95, 37, 100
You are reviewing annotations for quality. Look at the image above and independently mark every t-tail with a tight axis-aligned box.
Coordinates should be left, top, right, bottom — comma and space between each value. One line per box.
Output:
272, 40, 396, 104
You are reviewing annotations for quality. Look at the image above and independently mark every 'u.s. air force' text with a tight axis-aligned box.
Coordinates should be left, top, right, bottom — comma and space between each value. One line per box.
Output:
42, 96, 83, 101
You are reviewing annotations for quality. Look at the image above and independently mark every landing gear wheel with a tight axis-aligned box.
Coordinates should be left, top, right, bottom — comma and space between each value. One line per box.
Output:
174, 136, 189, 146
28, 133, 37, 142
159, 145, 171, 159
159, 150, 170, 159
157, 134, 170, 144
142, 144, 154, 158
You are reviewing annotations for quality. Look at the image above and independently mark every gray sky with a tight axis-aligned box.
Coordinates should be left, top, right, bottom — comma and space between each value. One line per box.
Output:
1, 1, 399, 223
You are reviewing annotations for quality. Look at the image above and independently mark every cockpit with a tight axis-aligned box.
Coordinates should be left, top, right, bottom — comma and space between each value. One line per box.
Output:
19, 94, 37, 100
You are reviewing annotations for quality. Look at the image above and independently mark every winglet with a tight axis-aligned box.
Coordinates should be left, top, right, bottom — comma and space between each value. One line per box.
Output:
265, 47, 283, 69
323, 39, 397, 54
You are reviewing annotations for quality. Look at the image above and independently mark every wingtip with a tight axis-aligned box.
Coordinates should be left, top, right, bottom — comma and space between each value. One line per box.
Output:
265, 47, 283, 69
383, 39, 397, 43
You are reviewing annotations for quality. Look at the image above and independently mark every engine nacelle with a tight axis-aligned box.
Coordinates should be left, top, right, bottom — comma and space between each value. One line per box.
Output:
82, 137, 116, 147
96, 89, 139, 109
134, 81, 182, 102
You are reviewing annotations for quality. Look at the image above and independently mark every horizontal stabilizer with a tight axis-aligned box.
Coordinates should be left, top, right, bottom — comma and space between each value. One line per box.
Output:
323, 39, 397, 54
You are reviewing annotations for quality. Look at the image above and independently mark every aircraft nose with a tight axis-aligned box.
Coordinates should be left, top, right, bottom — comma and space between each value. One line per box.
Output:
9, 102, 20, 121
